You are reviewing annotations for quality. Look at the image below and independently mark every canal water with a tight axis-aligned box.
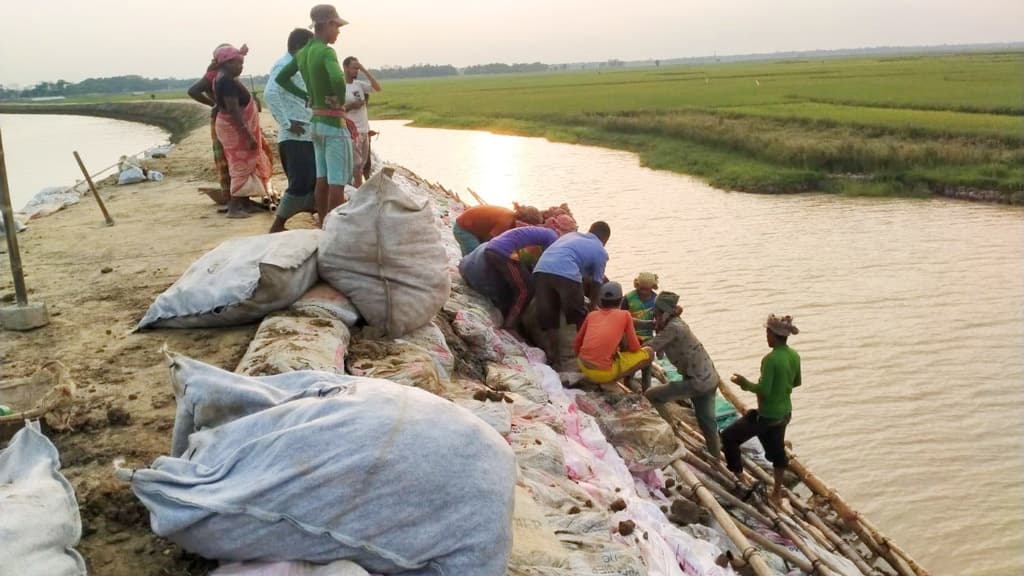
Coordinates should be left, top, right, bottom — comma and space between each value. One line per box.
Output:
0, 114, 168, 211
372, 119, 1024, 576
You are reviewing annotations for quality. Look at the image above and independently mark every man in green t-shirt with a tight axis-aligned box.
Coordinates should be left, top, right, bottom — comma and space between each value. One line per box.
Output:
722, 314, 802, 501
274, 4, 352, 228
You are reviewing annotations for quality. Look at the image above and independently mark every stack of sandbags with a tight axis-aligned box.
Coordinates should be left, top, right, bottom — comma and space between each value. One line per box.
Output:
0, 421, 86, 576
137, 230, 321, 329
318, 169, 450, 338
119, 354, 516, 576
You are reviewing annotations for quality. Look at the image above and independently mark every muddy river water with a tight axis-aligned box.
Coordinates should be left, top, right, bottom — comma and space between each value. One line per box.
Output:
372, 119, 1024, 575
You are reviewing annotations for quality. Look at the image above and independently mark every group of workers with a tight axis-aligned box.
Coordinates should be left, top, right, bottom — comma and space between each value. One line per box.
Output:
187, 1, 803, 503
457, 201, 802, 501
188, 4, 379, 231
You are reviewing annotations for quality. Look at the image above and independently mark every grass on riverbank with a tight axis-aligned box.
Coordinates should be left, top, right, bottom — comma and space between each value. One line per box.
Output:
372, 52, 1024, 199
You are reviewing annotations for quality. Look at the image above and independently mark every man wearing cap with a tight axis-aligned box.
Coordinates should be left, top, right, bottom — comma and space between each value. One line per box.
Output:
622, 272, 659, 390
643, 292, 722, 458
275, 4, 352, 228
572, 281, 653, 393
533, 221, 611, 369
722, 314, 802, 501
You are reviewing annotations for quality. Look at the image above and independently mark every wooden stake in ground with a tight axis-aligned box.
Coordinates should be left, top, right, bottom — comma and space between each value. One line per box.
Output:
73, 151, 115, 226
0, 129, 49, 330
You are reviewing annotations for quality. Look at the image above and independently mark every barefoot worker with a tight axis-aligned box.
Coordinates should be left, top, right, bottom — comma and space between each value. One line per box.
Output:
187, 43, 248, 201
643, 291, 722, 458
265, 29, 316, 232
722, 314, 802, 501
572, 281, 654, 393
275, 4, 352, 227
622, 272, 659, 390
213, 45, 272, 218
453, 203, 542, 256
483, 225, 559, 329
342, 56, 381, 187
533, 221, 611, 369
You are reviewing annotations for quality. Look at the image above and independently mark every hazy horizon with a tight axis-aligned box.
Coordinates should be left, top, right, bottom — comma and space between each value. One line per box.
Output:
2, 0, 1022, 86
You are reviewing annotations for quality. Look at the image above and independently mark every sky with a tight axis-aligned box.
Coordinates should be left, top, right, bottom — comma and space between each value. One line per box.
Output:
1, 0, 1022, 86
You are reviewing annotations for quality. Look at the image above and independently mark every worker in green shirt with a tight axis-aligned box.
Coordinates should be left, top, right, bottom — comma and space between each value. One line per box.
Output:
722, 314, 802, 502
274, 4, 352, 228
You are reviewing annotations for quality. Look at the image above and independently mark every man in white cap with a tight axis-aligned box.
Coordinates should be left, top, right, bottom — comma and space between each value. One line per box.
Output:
722, 314, 802, 502
274, 4, 352, 228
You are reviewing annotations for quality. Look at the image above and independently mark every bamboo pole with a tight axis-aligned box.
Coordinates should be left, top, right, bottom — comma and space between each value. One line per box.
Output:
733, 514, 815, 572
717, 378, 924, 576
466, 186, 488, 206
0, 129, 28, 305
669, 459, 774, 576
72, 151, 115, 226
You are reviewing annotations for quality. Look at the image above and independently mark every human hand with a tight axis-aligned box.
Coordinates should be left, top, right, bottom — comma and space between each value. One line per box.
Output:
287, 120, 306, 136
730, 374, 750, 388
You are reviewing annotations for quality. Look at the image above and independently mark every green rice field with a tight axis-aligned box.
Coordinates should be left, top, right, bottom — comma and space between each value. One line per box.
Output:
371, 52, 1024, 199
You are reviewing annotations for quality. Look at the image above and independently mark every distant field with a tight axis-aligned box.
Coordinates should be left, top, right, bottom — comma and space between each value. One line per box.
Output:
370, 53, 1024, 198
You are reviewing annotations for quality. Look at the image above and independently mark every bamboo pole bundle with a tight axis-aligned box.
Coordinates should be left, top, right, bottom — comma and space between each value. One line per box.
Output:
667, 459, 775, 576
659, 402, 890, 575
716, 379, 926, 576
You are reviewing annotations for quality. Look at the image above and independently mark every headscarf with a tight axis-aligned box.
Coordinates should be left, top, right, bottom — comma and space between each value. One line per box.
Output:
654, 292, 679, 315
635, 272, 659, 290
765, 314, 799, 337
513, 203, 542, 225
214, 45, 245, 66
544, 213, 578, 236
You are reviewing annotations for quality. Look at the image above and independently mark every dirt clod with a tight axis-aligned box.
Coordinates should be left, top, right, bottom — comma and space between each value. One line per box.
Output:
617, 520, 636, 536
568, 506, 581, 514
106, 406, 131, 426
609, 498, 627, 512
101, 267, 114, 274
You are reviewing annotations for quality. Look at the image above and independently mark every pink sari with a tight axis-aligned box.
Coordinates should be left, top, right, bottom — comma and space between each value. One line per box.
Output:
214, 99, 272, 197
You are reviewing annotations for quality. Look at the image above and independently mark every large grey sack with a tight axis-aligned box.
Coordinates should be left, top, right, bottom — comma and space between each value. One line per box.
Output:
120, 354, 515, 576
138, 230, 321, 329
317, 169, 450, 338
0, 421, 86, 576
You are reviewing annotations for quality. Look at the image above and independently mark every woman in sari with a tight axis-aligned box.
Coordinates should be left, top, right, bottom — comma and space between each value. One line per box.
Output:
212, 45, 272, 218
187, 43, 247, 202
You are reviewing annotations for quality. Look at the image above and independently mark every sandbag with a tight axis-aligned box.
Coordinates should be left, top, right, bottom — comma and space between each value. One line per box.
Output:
575, 394, 684, 474
347, 337, 446, 396
138, 230, 320, 329
318, 169, 450, 338
235, 312, 351, 376
212, 560, 370, 576
123, 355, 515, 576
290, 282, 361, 327
0, 421, 86, 576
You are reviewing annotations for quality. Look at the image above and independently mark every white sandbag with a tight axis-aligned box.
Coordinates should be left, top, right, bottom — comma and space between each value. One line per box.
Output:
138, 230, 321, 329
235, 312, 350, 376
212, 560, 370, 576
0, 421, 86, 576
119, 354, 515, 576
290, 282, 361, 326
118, 165, 147, 185
318, 169, 450, 338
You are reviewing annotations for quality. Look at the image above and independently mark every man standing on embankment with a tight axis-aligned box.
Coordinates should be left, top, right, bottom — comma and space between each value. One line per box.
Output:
275, 4, 353, 227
